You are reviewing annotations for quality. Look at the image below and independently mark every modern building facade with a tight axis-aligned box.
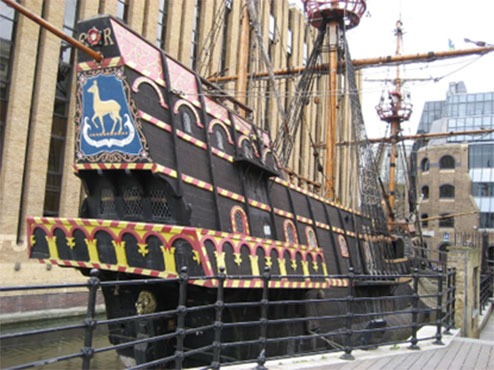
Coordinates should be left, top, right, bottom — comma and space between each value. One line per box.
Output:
415, 82, 494, 254
2, 0, 360, 284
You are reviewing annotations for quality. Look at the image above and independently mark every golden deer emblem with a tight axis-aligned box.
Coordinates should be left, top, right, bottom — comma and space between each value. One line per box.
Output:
87, 80, 123, 134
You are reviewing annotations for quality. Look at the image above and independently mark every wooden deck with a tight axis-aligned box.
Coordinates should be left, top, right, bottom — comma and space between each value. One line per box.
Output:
253, 309, 494, 370
318, 337, 493, 370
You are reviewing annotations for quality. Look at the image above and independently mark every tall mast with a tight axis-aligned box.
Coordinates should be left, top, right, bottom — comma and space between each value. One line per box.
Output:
376, 20, 413, 222
303, 0, 367, 196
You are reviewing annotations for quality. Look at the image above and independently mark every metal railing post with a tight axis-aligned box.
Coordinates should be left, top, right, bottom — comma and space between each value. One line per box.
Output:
340, 267, 355, 360
443, 268, 453, 335
212, 266, 226, 370
433, 269, 444, 345
82, 269, 100, 370
175, 266, 188, 370
256, 267, 270, 370
408, 268, 420, 350
450, 267, 456, 331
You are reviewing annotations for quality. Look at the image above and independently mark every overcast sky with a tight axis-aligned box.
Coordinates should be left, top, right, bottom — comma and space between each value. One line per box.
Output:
319, 0, 494, 138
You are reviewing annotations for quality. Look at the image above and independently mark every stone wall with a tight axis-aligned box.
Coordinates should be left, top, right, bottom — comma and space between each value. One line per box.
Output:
447, 246, 482, 337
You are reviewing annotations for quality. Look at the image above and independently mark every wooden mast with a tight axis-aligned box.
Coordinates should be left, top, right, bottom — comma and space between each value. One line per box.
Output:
387, 20, 403, 220
325, 20, 339, 197
376, 20, 413, 222
236, 0, 250, 117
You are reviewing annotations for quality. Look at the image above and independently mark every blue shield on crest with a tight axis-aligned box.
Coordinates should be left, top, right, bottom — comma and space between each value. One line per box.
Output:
81, 74, 143, 157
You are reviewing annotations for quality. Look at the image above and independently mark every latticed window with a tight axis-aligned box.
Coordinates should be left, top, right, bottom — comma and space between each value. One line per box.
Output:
99, 188, 116, 217
306, 227, 317, 248
231, 206, 248, 234
150, 188, 172, 220
284, 220, 298, 244
123, 186, 143, 217
235, 212, 244, 233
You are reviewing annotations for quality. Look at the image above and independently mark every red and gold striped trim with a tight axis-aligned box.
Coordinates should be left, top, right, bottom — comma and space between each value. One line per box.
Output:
181, 174, 213, 191
138, 110, 171, 132
77, 57, 124, 71
217, 187, 245, 203
40, 258, 178, 279
315, 221, 330, 231
274, 208, 295, 219
176, 130, 207, 149
296, 215, 313, 225
211, 148, 234, 162
271, 177, 365, 217
248, 199, 271, 212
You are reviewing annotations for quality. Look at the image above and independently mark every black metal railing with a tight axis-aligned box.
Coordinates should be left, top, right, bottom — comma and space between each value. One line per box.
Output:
480, 270, 494, 315
1, 268, 457, 370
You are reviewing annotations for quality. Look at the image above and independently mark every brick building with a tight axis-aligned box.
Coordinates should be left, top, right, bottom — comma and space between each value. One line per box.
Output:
415, 82, 494, 258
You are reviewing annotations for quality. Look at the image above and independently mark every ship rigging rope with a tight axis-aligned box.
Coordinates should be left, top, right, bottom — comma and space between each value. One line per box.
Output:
273, 27, 326, 167
196, 0, 228, 78
343, 30, 388, 232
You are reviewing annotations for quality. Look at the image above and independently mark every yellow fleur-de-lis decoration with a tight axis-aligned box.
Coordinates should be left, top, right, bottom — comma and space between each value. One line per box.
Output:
234, 252, 242, 266
137, 243, 149, 257
312, 260, 319, 272
265, 256, 272, 268
291, 259, 297, 271
67, 237, 76, 250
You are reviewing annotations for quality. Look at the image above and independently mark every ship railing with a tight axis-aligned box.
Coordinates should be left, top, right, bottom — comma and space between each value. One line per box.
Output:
1, 267, 457, 370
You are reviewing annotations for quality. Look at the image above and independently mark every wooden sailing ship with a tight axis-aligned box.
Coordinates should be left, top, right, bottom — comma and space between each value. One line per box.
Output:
5, 0, 490, 366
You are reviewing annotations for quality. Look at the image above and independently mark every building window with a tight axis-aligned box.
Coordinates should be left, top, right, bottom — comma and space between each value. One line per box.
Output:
421, 213, 428, 227
420, 158, 430, 171
472, 182, 494, 197
305, 227, 318, 249
156, 0, 169, 49
190, 0, 201, 70
469, 144, 494, 168
116, 0, 129, 23
0, 0, 17, 171
231, 206, 249, 234
43, 0, 79, 216
439, 155, 455, 169
284, 220, 298, 244
439, 213, 454, 228
439, 184, 455, 199
480, 213, 494, 228
421, 185, 429, 200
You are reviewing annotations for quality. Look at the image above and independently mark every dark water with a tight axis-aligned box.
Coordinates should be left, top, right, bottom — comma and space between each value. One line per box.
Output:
1, 315, 124, 369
